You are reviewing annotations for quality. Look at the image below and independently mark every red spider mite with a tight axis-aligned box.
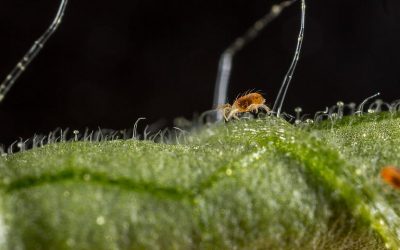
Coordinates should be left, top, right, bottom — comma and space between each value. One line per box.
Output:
219, 92, 270, 121
380, 165, 400, 189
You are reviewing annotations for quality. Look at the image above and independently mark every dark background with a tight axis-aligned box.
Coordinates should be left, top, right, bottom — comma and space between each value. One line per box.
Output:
0, 0, 399, 146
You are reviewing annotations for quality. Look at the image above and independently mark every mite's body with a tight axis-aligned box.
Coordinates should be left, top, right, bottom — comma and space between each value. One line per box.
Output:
380, 165, 400, 189
220, 92, 270, 121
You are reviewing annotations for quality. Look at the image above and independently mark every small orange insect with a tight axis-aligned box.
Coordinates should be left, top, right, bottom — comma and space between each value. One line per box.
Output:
220, 92, 270, 121
380, 165, 400, 189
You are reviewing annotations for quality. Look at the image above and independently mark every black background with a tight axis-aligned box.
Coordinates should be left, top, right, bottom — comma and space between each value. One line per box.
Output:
0, 0, 399, 146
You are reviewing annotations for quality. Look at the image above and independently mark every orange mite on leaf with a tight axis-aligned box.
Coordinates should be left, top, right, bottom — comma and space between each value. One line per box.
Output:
219, 92, 270, 121
380, 166, 400, 189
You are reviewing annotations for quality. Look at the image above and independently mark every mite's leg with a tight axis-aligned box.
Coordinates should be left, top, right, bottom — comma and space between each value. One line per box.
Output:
226, 109, 239, 121
218, 104, 232, 121
223, 108, 230, 121
259, 104, 271, 113
232, 112, 241, 120
247, 104, 260, 113
248, 104, 271, 116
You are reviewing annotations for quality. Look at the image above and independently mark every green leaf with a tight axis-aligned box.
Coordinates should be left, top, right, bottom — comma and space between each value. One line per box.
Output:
0, 113, 399, 249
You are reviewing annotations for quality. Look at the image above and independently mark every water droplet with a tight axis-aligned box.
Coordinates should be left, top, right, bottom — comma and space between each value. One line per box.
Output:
226, 169, 233, 176
96, 216, 106, 225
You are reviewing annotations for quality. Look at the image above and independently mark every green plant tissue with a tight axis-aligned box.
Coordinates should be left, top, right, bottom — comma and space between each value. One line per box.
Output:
0, 113, 399, 249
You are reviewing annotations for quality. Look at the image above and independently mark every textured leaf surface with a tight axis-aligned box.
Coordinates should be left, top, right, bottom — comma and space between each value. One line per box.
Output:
0, 114, 399, 249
